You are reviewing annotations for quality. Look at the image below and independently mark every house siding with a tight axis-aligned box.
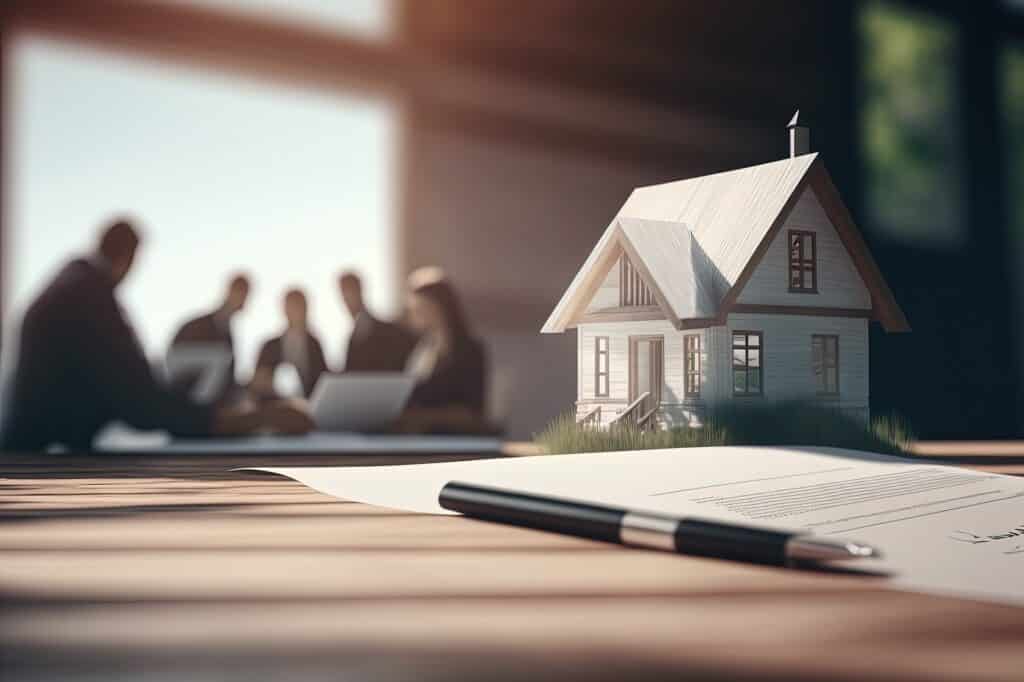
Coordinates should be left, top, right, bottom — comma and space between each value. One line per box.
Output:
577, 314, 869, 426
576, 320, 707, 427
718, 313, 870, 418
736, 186, 871, 309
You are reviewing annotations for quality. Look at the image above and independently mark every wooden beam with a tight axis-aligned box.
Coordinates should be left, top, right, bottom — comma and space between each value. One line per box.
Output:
730, 304, 872, 319
807, 164, 911, 333
679, 317, 721, 330
5, 0, 402, 96
555, 241, 623, 332
574, 307, 664, 325
4, 0, 770, 166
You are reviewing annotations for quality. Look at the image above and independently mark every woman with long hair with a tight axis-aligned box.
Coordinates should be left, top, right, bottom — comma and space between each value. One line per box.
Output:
400, 267, 489, 433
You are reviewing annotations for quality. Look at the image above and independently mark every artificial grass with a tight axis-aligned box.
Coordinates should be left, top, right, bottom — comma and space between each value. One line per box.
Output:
533, 402, 914, 456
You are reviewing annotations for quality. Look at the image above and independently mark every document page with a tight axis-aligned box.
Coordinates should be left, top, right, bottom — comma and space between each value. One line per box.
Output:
255, 446, 1024, 606
96, 425, 502, 454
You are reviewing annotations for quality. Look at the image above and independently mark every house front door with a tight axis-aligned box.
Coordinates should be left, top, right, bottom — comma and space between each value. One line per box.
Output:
629, 336, 664, 409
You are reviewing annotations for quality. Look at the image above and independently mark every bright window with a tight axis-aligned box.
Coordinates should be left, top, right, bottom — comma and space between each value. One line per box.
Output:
8, 36, 397, 378
812, 335, 840, 396
594, 336, 610, 397
732, 332, 763, 397
684, 334, 701, 397
788, 230, 817, 293
160, 0, 393, 39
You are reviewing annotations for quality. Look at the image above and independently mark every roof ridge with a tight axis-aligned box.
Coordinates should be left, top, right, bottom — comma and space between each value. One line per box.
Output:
632, 152, 819, 193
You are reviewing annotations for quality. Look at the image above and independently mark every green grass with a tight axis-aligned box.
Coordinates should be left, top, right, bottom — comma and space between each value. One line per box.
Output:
534, 402, 914, 456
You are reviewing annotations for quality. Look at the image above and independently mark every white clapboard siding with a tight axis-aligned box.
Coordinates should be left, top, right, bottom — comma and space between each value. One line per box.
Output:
736, 187, 871, 308
577, 321, 707, 425
704, 325, 733, 405
715, 313, 869, 409
577, 315, 868, 423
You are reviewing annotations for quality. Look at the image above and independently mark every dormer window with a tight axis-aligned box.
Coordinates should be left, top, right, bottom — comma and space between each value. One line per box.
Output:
788, 230, 817, 293
619, 256, 654, 307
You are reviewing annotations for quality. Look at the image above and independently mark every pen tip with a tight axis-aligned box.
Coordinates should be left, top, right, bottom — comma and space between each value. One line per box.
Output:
846, 542, 881, 559
787, 536, 881, 562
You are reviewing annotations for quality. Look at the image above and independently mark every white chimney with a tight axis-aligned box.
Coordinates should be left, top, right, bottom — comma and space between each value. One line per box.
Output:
787, 110, 810, 157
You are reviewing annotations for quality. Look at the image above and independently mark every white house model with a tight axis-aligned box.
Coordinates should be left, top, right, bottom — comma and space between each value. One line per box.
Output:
541, 114, 909, 429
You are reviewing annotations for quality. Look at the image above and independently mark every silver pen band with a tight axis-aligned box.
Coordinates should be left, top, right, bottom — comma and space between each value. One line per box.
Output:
619, 512, 679, 551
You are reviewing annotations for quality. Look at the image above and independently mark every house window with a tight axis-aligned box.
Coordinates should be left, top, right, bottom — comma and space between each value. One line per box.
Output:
595, 336, 610, 397
620, 257, 654, 307
684, 334, 701, 397
812, 335, 840, 396
732, 331, 763, 396
788, 230, 817, 293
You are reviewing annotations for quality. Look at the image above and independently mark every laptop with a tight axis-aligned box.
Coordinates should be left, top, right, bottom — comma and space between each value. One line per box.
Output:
164, 343, 233, 404
310, 372, 415, 433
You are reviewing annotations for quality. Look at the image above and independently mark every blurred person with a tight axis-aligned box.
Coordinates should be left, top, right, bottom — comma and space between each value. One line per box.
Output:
396, 267, 490, 434
0, 219, 312, 452
339, 271, 416, 372
168, 273, 250, 405
251, 288, 328, 400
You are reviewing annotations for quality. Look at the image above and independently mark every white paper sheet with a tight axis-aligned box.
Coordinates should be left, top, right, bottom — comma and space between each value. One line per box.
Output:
254, 446, 1024, 606
95, 426, 501, 454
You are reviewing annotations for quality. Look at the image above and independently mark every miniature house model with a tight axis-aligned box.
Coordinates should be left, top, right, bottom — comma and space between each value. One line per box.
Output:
542, 113, 909, 428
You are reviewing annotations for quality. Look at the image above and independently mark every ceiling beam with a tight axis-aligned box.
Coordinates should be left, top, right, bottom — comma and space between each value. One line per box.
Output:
4, 0, 772, 164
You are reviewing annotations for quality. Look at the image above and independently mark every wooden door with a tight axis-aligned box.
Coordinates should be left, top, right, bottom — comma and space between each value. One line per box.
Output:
629, 336, 663, 407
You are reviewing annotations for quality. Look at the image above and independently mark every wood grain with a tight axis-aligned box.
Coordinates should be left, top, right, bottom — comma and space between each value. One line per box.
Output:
2, 445, 1023, 681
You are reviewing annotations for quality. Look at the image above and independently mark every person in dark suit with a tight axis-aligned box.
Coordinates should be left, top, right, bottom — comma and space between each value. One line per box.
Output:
168, 274, 250, 405
339, 271, 416, 373
0, 219, 311, 452
396, 267, 490, 434
251, 288, 328, 400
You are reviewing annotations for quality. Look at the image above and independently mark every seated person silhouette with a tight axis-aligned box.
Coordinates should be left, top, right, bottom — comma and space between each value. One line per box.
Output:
168, 273, 250, 406
339, 271, 416, 372
395, 267, 491, 434
0, 219, 311, 452
251, 288, 328, 400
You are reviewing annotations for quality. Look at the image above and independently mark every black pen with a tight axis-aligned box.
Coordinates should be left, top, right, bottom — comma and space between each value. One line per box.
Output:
439, 481, 880, 566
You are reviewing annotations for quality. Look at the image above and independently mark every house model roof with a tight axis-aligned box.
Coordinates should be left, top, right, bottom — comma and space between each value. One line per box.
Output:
541, 153, 909, 333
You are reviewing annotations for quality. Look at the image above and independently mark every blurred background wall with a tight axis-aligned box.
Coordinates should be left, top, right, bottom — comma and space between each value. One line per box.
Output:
1, 0, 1023, 439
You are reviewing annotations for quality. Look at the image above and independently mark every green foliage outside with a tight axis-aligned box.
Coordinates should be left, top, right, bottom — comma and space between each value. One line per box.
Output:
861, 1, 962, 247
1004, 48, 1024, 274
534, 402, 914, 456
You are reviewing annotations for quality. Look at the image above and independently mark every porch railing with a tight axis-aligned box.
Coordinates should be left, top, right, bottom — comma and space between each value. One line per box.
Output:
609, 392, 658, 431
577, 405, 602, 428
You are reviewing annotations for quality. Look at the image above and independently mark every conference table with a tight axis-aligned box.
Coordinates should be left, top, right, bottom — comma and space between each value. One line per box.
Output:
1, 442, 1022, 681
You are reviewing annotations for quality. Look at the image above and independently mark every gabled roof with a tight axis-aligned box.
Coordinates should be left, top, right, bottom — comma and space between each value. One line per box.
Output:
618, 217, 719, 321
541, 154, 910, 333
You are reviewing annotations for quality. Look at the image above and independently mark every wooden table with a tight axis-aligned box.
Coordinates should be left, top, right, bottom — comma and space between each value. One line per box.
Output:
2, 444, 1023, 681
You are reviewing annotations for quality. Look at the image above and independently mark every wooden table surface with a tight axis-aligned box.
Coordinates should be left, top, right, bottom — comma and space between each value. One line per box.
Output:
2, 444, 1023, 681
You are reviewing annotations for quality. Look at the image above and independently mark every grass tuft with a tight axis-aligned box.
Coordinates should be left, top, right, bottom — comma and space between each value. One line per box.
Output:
533, 402, 914, 456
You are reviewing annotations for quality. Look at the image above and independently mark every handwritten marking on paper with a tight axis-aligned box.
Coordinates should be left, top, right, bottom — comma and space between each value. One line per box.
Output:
949, 524, 1024, 550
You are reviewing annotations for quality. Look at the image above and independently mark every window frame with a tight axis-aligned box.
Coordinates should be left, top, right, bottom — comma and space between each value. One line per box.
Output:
732, 331, 764, 397
812, 334, 840, 397
787, 229, 818, 294
684, 333, 701, 398
594, 336, 610, 398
